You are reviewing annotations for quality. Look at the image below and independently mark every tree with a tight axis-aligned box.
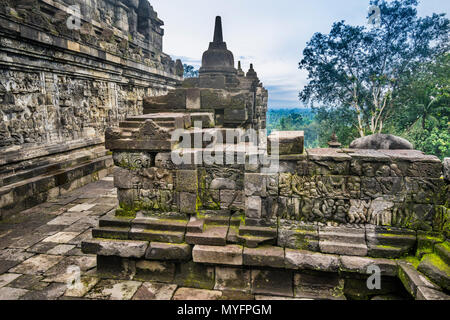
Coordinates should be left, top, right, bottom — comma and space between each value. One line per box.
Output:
299, 0, 449, 137
183, 64, 199, 78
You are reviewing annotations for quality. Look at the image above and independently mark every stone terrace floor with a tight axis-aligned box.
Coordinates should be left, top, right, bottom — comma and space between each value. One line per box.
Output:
0, 176, 293, 300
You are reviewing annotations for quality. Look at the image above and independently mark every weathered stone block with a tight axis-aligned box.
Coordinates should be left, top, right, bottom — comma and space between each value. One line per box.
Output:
277, 221, 319, 251
135, 260, 175, 283
268, 131, 304, 155
416, 286, 450, 300
193, 245, 243, 265
178, 192, 197, 214
243, 246, 284, 268
176, 170, 198, 193
186, 225, 228, 246
251, 269, 293, 297
285, 249, 340, 272
81, 239, 148, 259
444, 158, 450, 182
145, 242, 192, 261
174, 261, 215, 289
294, 272, 345, 300
245, 196, 261, 218
214, 267, 251, 292
397, 260, 440, 298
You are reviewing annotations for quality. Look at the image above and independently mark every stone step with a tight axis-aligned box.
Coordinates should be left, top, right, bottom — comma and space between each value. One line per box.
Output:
129, 228, 185, 244
185, 226, 228, 246
366, 232, 417, 247
126, 113, 190, 129
131, 217, 188, 232
417, 254, 450, 291
239, 225, 277, 238
319, 241, 368, 257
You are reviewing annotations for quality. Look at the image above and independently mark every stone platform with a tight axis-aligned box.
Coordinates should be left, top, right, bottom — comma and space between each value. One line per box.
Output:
0, 176, 447, 300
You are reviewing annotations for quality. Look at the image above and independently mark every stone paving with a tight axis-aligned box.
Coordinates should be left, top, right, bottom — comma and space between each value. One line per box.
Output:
0, 176, 286, 300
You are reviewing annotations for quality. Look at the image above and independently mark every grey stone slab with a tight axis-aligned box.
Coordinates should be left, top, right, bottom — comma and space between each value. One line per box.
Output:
46, 244, 76, 255
398, 260, 440, 298
0, 286, 29, 300
0, 273, 21, 288
85, 280, 142, 300
172, 287, 222, 300
416, 286, 450, 300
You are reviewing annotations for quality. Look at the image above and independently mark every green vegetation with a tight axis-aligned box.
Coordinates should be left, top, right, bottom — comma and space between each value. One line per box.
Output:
267, 1, 450, 159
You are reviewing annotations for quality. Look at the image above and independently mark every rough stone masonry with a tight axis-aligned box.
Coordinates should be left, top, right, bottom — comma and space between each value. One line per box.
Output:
0, 0, 182, 218
80, 15, 450, 300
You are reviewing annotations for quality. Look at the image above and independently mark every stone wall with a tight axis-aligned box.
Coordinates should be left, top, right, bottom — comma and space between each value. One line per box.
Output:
0, 0, 182, 218
0, 0, 181, 152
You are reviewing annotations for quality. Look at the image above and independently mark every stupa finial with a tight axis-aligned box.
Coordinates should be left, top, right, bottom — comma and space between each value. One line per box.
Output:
213, 16, 223, 43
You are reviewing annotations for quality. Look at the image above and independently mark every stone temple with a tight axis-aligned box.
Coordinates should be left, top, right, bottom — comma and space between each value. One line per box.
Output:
0, 1, 449, 301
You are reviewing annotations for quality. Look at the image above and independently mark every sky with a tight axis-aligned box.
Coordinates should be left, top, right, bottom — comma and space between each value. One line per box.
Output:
151, 0, 449, 109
